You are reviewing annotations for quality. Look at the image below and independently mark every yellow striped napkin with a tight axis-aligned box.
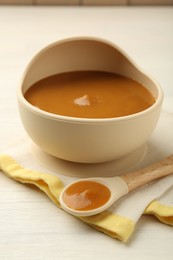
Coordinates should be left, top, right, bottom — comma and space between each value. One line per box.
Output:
0, 134, 173, 242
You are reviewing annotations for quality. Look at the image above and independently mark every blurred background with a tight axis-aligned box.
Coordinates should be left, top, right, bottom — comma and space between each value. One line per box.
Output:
0, 0, 173, 6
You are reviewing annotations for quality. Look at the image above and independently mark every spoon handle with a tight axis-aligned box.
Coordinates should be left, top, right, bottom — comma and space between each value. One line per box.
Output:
121, 154, 173, 192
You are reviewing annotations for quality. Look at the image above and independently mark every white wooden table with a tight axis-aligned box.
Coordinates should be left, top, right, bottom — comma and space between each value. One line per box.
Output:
0, 6, 173, 260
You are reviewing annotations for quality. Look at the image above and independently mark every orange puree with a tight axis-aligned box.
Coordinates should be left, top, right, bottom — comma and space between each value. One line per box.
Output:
24, 71, 155, 118
63, 181, 111, 211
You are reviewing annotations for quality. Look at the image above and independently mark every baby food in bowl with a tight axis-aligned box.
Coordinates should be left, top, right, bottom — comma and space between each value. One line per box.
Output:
24, 71, 155, 119
18, 37, 163, 164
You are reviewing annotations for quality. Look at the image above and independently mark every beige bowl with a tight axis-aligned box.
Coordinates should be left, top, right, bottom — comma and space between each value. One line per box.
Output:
17, 37, 163, 163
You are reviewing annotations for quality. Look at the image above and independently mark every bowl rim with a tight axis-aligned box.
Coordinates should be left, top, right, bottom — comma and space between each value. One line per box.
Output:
17, 36, 164, 124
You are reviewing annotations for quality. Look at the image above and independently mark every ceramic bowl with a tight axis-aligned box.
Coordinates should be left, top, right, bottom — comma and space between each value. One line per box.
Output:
17, 37, 163, 163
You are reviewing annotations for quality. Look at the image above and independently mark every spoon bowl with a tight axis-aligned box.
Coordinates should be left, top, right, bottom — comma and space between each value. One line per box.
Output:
59, 176, 128, 217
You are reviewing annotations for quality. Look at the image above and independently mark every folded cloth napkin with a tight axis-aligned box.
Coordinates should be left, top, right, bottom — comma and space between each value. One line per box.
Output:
0, 113, 173, 242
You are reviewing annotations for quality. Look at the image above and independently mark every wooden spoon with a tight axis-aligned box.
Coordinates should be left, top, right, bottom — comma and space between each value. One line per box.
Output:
59, 154, 173, 217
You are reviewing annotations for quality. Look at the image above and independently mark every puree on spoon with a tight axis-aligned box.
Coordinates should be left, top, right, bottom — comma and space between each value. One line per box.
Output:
62, 180, 111, 211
